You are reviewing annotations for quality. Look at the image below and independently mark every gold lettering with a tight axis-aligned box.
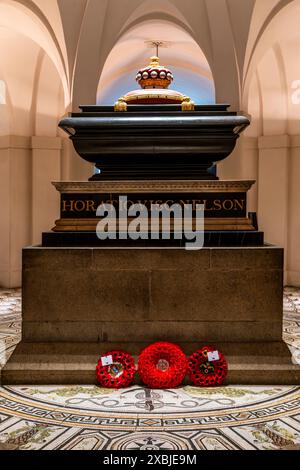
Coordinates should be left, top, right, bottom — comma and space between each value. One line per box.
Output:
179, 199, 191, 206
192, 199, 203, 210
223, 199, 234, 210
233, 199, 245, 211
74, 200, 86, 212
64, 197, 246, 214
213, 200, 222, 210
86, 200, 96, 212
165, 200, 175, 206
62, 200, 75, 212
202, 199, 208, 210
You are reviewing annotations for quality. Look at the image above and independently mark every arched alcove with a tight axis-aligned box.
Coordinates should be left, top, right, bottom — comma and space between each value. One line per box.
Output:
97, 20, 215, 106
243, 0, 300, 285
0, 1, 69, 287
0, 1, 69, 137
34, 52, 66, 137
0, 0, 69, 105
70, 0, 252, 180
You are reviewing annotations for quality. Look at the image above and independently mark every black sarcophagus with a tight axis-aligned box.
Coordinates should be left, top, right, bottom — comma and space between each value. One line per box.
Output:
59, 104, 249, 181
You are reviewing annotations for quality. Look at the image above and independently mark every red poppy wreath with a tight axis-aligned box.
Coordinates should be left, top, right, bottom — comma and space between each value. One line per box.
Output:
138, 342, 188, 388
188, 346, 228, 387
96, 350, 136, 388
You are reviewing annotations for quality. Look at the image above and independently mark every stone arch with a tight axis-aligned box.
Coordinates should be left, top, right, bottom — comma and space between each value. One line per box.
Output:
242, 0, 300, 285
243, 0, 300, 109
97, 18, 215, 106
72, 0, 255, 115
70, 0, 219, 179
0, 0, 69, 106
34, 51, 66, 137
0, 1, 69, 286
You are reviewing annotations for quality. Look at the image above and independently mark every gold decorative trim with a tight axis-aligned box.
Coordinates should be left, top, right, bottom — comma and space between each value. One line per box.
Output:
181, 97, 195, 111
114, 91, 192, 110
124, 93, 184, 102
52, 180, 255, 194
114, 99, 127, 112
138, 78, 171, 88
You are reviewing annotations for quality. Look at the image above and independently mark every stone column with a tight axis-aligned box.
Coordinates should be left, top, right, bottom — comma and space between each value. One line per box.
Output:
240, 136, 259, 213
287, 135, 300, 285
0, 135, 63, 287
258, 135, 290, 278
31, 136, 62, 245
0, 136, 31, 287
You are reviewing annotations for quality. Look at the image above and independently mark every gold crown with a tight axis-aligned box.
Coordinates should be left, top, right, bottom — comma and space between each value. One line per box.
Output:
114, 55, 194, 111
135, 56, 173, 89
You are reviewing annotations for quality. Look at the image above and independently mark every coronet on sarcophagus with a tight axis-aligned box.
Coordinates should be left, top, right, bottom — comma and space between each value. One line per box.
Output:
59, 56, 250, 181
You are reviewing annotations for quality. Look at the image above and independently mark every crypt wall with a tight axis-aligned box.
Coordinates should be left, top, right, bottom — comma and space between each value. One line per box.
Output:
0, 0, 300, 287
0, 0, 70, 287
219, 0, 300, 285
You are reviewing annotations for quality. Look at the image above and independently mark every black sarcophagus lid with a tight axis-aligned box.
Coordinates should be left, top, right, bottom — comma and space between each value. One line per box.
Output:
59, 56, 249, 181
59, 104, 249, 181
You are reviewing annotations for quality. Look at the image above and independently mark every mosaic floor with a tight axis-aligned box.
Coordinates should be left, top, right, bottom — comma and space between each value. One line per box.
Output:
0, 288, 300, 450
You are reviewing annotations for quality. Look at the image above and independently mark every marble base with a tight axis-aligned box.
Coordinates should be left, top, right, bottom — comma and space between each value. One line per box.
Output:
2, 245, 300, 384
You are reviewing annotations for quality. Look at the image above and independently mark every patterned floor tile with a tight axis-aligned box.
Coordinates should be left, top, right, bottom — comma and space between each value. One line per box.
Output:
0, 287, 299, 450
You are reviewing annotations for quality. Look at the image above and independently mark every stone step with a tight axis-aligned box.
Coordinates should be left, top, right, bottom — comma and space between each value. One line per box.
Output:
2, 341, 300, 385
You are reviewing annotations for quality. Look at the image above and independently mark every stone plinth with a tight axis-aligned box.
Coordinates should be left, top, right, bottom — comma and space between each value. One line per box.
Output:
51, 179, 258, 234
2, 245, 300, 384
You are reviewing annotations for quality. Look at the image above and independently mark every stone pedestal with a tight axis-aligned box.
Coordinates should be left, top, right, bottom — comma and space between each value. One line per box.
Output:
2, 245, 300, 384
42, 179, 264, 248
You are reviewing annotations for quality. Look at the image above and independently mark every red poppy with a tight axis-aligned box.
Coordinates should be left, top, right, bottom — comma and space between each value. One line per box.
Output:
96, 350, 135, 388
138, 342, 188, 388
188, 346, 228, 387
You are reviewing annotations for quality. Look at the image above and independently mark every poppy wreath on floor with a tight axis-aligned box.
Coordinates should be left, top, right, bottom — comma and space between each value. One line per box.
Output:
96, 350, 136, 388
138, 342, 188, 388
188, 346, 228, 387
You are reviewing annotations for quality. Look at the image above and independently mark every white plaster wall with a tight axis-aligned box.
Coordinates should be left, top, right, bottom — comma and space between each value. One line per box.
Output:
243, 1, 300, 285
288, 138, 300, 285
